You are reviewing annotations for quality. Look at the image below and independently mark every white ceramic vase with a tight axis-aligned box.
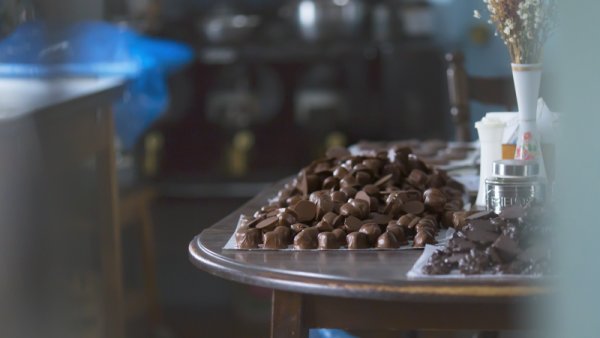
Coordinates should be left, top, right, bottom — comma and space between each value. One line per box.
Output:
511, 63, 546, 178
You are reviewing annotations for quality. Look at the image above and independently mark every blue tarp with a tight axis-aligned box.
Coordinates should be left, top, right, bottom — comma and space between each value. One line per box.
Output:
0, 21, 193, 149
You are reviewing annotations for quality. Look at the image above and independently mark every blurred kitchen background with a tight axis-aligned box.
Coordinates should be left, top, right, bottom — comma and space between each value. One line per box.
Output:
0, 0, 513, 337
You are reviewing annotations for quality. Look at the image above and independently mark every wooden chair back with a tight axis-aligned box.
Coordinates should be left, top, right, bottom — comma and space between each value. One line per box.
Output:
446, 52, 516, 142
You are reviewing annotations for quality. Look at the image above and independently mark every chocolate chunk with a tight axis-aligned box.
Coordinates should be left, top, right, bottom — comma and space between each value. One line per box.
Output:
343, 215, 363, 232
448, 237, 476, 252
333, 166, 349, 179
377, 231, 400, 249
293, 229, 318, 249
263, 231, 288, 249
369, 212, 391, 225
499, 205, 526, 220
492, 235, 521, 262
291, 200, 317, 223
255, 216, 278, 231
321, 211, 338, 225
444, 253, 466, 265
355, 191, 372, 208
469, 219, 499, 233
346, 232, 369, 249
318, 232, 341, 249
331, 228, 346, 245
359, 223, 382, 246
374, 173, 393, 187
413, 231, 436, 248
402, 200, 425, 215
273, 226, 292, 244
236, 228, 262, 249
315, 220, 334, 232
386, 224, 408, 245
362, 184, 380, 196
424, 194, 446, 213
466, 229, 500, 245
355, 171, 372, 185
340, 202, 361, 218
397, 214, 417, 228
340, 186, 357, 198
330, 191, 348, 203
322, 176, 339, 189
277, 210, 297, 227
290, 223, 309, 235
350, 198, 370, 219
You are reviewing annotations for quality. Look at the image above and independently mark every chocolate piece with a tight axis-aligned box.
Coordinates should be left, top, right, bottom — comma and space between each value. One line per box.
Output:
397, 214, 417, 228
444, 253, 466, 266
318, 232, 341, 249
315, 220, 334, 232
362, 158, 383, 174
340, 175, 359, 188
458, 249, 489, 274
346, 232, 369, 249
273, 226, 292, 244
340, 186, 357, 198
469, 219, 499, 233
322, 176, 339, 189
386, 224, 408, 245
377, 231, 400, 249
491, 235, 521, 262
340, 202, 361, 218
362, 184, 380, 196
236, 228, 262, 249
355, 171, 372, 185
407, 169, 429, 188
466, 229, 500, 245
424, 194, 446, 213
402, 200, 425, 215
413, 231, 436, 248
448, 237, 476, 252
293, 229, 318, 249
331, 228, 346, 245
321, 211, 338, 225
369, 212, 391, 225
359, 223, 382, 246
333, 166, 349, 179
350, 198, 370, 218
331, 214, 345, 228
291, 200, 317, 223
263, 231, 288, 249
255, 216, 278, 231
277, 210, 297, 227
343, 215, 363, 232
330, 191, 348, 203
290, 223, 309, 235
355, 191, 372, 209
499, 205, 526, 220
374, 173, 393, 187
452, 211, 470, 230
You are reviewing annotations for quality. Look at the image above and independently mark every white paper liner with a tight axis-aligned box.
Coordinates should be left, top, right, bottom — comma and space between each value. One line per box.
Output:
223, 215, 455, 251
407, 244, 542, 279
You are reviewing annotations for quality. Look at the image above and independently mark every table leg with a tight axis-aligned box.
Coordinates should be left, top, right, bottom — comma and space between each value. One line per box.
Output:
271, 290, 309, 338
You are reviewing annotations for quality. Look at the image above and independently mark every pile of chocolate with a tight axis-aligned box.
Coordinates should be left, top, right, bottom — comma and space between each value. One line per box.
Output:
424, 206, 552, 275
235, 146, 466, 250
351, 139, 476, 167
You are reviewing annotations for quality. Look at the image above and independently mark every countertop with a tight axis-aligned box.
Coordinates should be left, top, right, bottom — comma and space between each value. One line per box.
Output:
0, 77, 126, 121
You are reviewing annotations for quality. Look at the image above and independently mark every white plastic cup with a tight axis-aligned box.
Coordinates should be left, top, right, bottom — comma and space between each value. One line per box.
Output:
475, 117, 506, 208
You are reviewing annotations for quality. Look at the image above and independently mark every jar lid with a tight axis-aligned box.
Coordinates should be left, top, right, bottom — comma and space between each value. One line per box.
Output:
492, 159, 539, 177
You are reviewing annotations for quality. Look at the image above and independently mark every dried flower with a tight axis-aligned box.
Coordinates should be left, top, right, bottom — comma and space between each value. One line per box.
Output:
477, 0, 557, 64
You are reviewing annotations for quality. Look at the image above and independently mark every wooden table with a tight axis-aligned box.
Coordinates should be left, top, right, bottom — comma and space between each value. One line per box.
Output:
0, 77, 126, 337
189, 179, 550, 338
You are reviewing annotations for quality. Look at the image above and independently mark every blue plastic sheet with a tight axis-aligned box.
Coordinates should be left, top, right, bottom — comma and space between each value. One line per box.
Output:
0, 21, 193, 149
309, 329, 358, 338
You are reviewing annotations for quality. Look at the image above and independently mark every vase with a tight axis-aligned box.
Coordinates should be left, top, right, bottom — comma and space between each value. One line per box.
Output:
511, 63, 546, 178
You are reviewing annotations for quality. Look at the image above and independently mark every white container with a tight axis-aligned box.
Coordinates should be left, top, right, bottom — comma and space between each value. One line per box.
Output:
475, 116, 506, 208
